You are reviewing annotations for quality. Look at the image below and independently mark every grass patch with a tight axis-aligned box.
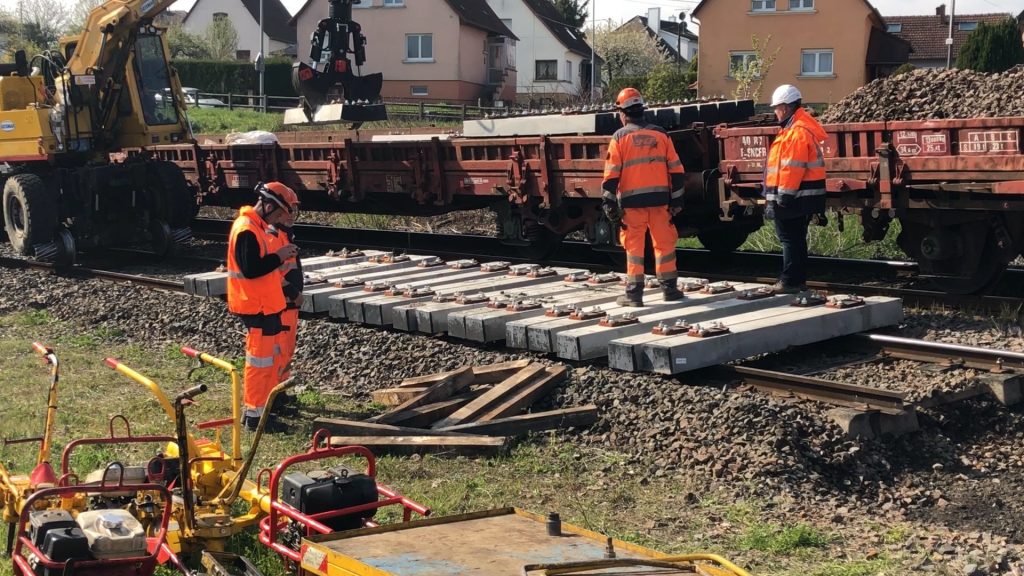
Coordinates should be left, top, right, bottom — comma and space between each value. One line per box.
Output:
738, 522, 832, 554
188, 107, 462, 136
809, 558, 898, 576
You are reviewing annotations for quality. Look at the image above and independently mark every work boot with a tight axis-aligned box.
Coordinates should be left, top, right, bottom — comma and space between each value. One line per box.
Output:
270, 392, 301, 417
769, 281, 807, 295
661, 280, 685, 302
616, 283, 644, 307
243, 414, 288, 434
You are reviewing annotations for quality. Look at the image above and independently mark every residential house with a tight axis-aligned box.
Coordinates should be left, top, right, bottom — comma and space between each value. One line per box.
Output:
182, 0, 297, 61
486, 0, 598, 104
154, 10, 188, 28
692, 0, 911, 105
290, 0, 518, 104
885, 5, 1013, 68
618, 7, 698, 64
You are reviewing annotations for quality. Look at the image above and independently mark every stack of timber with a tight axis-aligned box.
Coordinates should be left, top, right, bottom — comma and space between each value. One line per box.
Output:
315, 360, 597, 456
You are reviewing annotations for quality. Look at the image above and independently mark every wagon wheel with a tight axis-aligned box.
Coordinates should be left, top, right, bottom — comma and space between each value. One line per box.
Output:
697, 228, 752, 255
898, 219, 1012, 295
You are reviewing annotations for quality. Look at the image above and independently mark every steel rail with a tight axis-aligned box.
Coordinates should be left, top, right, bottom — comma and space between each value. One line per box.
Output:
849, 333, 1024, 373
715, 365, 908, 414
0, 256, 184, 293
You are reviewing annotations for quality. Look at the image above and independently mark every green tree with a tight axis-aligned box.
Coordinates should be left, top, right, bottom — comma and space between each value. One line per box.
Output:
891, 62, 916, 76
204, 13, 239, 61
956, 17, 1024, 72
593, 21, 669, 98
645, 63, 694, 101
552, 0, 588, 32
167, 23, 211, 60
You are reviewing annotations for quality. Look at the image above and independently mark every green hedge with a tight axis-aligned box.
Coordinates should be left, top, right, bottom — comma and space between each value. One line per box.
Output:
170, 58, 297, 97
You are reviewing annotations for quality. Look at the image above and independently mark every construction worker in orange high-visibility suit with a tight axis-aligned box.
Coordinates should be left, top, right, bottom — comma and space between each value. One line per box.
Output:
226, 182, 300, 433
602, 87, 686, 306
262, 183, 304, 417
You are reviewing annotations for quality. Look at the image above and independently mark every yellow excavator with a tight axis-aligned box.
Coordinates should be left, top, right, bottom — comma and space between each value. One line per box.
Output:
0, 0, 196, 263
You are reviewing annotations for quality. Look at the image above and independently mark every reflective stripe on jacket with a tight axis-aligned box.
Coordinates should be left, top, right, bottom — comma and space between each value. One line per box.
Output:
602, 123, 685, 209
226, 206, 286, 315
763, 108, 827, 203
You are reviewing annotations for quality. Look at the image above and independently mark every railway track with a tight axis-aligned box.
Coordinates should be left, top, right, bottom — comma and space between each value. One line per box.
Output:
191, 218, 1024, 313
3, 229, 1021, 431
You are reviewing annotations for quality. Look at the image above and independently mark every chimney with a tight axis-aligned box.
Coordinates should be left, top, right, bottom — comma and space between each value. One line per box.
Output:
648, 7, 661, 37
936, 4, 946, 21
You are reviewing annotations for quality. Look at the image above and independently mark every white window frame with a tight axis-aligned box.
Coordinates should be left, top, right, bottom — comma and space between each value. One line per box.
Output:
886, 23, 902, 33
728, 51, 759, 78
383, 0, 404, 6
751, 0, 776, 12
410, 85, 428, 96
789, 0, 813, 10
405, 34, 433, 62
958, 21, 978, 31
800, 49, 834, 76
535, 59, 557, 81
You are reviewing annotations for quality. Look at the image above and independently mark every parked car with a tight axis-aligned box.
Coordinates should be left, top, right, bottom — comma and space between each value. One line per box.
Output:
155, 87, 226, 108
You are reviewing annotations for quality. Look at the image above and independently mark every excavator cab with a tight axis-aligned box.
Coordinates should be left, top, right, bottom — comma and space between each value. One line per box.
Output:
285, 0, 387, 126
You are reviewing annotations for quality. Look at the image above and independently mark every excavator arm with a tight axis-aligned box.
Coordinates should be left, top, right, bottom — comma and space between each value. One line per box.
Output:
285, 0, 387, 125
55, 0, 190, 151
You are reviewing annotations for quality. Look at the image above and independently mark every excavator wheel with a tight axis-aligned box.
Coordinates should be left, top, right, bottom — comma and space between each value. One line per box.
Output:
2, 174, 57, 256
146, 160, 195, 228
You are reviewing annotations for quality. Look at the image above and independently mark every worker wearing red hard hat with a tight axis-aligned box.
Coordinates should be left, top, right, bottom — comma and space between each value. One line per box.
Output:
601, 87, 686, 306
226, 181, 300, 432
763, 84, 828, 293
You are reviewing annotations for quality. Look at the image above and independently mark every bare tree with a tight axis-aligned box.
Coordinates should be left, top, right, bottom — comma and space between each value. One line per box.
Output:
65, 0, 107, 35
204, 14, 239, 61
730, 34, 780, 102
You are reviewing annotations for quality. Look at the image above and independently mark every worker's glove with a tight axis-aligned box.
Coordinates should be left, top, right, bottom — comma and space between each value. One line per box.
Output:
764, 201, 776, 222
603, 204, 623, 227
810, 212, 828, 227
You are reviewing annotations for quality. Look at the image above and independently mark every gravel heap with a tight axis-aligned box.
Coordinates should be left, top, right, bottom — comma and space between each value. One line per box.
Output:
820, 66, 1024, 123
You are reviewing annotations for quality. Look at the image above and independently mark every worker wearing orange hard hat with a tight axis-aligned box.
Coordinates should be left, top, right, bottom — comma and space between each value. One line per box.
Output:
226, 181, 300, 432
602, 87, 686, 306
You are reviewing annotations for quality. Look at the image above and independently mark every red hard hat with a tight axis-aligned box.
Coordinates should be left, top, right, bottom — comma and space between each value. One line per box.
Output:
615, 87, 644, 110
258, 182, 299, 212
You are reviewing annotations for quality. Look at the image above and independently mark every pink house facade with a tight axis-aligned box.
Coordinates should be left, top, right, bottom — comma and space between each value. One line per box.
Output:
290, 0, 518, 104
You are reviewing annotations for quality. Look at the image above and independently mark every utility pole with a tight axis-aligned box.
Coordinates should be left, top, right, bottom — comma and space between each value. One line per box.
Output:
590, 0, 596, 101
259, 0, 266, 112
945, 0, 956, 69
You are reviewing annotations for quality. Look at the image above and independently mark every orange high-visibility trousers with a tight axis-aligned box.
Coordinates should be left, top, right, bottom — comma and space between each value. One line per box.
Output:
276, 308, 299, 382
244, 325, 279, 418
619, 206, 678, 284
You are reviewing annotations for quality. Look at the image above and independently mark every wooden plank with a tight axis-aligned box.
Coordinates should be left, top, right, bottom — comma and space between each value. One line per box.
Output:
430, 364, 547, 429
435, 406, 599, 436
386, 392, 481, 428
370, 367, 475, 424
313, 417, 476, 438
395, 360, 531, 388
470, 360, 532, 384
328, 435, 508, 457
476, 366, 569, 422
372, 387, 428, 406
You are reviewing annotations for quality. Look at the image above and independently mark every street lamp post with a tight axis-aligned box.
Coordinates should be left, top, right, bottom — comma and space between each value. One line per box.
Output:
259, 0, 266, 112
945, 0, 956, 69
590, 0, 596, 101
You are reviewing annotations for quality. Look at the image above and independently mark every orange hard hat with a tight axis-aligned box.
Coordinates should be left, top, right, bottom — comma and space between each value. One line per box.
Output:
257, 181, 300, 213
615, 87, 645, 110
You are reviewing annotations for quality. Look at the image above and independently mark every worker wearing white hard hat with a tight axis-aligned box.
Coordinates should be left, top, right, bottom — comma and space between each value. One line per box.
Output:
762, 84, 828, 294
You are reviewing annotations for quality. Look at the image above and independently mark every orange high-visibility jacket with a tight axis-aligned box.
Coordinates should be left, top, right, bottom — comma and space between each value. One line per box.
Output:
226, 206, 286, 316
602, 123, 685, 209
764, 107, 827, 206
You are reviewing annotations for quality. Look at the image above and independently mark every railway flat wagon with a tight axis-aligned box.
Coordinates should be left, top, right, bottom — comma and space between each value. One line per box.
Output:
715, 116, 1024, 293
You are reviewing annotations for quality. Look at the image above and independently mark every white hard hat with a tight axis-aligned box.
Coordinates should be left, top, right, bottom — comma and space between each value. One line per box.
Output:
770, 84, 802, 107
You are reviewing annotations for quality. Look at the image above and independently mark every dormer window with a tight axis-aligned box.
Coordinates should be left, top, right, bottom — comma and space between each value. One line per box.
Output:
958, 21, 978, 31
886, 23, 902, 33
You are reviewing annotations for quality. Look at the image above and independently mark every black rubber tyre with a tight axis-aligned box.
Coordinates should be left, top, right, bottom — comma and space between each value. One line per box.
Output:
3, 174, 57, 256
147, 160, 196, 227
